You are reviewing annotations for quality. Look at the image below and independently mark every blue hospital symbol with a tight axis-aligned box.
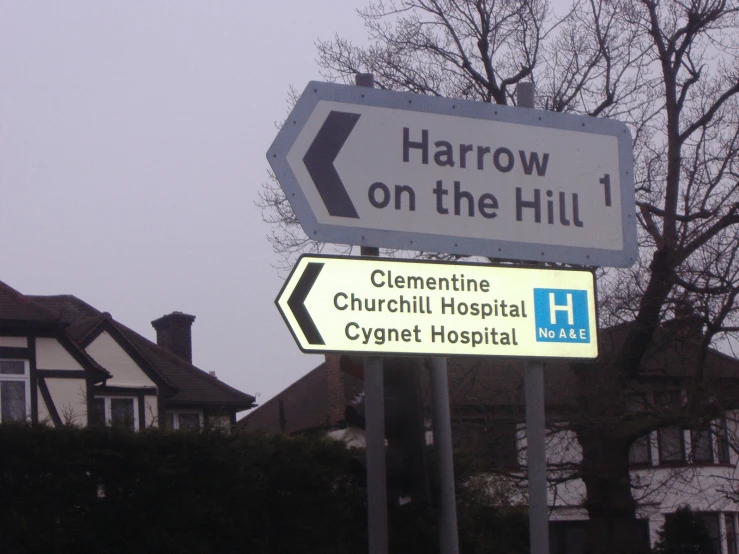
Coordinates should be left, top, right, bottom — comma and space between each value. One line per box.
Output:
533, 289, 590, 343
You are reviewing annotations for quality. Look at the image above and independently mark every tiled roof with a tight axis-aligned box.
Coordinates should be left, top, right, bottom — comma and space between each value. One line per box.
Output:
244, 322, 739, 435
0, 282, 61, 327
444, 356, 567, 408
26, 294, 100, 325
0, 288, 108, 380
443, 324, 739, 411
241, 363, 330, 433
27, 293, 255, 410
114, 320, 255, 408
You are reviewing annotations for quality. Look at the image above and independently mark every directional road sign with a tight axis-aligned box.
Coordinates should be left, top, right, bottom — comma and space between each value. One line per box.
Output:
276, 255, 598, 359
267, 81, 637, 267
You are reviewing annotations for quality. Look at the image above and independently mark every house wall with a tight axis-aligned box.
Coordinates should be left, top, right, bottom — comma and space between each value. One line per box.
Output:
45, 378, 87, 425
85, 331, 156, 388
208, 415, 231, 429
37, 389, 52, 424
82, 332, 161, 430
33, 337, 88, 427
326, 404, 739, 549
517, 416, 739, 549
0, 336, 27, 347
36, 337, 83, 370
244, 351, 739, 550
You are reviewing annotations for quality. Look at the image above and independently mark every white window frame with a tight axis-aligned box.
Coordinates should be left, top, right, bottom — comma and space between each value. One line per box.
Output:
165, 410, 203, 430
0, 359, 30, 422
93, 396, 139, 430
683, 417, 731, 465
725, 512, 738, 554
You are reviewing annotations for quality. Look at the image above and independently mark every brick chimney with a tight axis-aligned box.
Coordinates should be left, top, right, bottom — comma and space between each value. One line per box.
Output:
151, 312, 196, 363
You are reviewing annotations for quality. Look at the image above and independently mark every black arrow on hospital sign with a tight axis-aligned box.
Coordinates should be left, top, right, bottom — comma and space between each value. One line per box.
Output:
302, 111, 361, 219
286, 262, 325, 345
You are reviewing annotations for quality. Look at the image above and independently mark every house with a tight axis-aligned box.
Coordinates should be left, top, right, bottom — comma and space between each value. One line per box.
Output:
242, 323, 739, 553
0, 279, 255, 430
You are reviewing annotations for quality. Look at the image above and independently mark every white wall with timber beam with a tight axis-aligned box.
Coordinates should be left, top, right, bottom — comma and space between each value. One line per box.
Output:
85, 331, 156, 388
0, 336, 27, 347
32, 337, 88, 427
35, 337, 84, 370
44, 378, 88, 426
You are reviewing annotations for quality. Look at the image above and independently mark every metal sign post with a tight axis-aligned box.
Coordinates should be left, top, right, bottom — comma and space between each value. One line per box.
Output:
428, 357, 459, 554
519, 82, 549, 554
364, 354, 388, 554
525, 359, 549, 554
355, 74, 389, 554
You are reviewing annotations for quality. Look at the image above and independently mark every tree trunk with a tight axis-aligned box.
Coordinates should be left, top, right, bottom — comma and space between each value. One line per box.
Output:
577, 428, 649, 554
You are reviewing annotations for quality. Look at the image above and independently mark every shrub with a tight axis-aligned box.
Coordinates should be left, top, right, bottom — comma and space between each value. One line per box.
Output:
0, 424, 365, 553
0, 423, 529, 553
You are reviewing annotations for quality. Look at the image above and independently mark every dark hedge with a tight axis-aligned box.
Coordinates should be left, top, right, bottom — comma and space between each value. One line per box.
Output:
0, 424, 527, 554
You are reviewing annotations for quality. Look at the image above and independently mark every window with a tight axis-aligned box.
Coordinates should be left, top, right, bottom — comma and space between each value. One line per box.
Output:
698, 512, 720, 554
726, 513, 738, 554
0, 360, 29, 422
549, 521, 588, 554
687, 417, 730, 465
111, 398, 135, 428
629, 434, 652, 465
664, 511, 721, 554
659, 427, 685, 463
656, 391, 685, 464
91, 397, 138, 430
627, 395, 652, 465
165, 411, 202, 430
718, 418, 731, 464
691, 422, 713, 463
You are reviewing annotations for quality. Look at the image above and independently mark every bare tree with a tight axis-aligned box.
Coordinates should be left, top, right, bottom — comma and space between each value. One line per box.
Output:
260, 0, 739, 552
567, 2, 739, 551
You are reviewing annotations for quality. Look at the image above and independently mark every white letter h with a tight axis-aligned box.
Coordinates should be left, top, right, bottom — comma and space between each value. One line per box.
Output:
549, 292, 574, 325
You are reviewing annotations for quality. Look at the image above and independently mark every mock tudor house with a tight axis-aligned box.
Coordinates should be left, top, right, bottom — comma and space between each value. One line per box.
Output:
243, 323, 739, 553
0, 279, 255, 430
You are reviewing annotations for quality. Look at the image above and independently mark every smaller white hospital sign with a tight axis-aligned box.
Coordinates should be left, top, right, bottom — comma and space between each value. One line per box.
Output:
276, 255, 598, 359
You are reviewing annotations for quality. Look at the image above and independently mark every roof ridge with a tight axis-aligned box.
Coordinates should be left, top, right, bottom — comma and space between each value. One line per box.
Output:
68, 313, 112, 348
28, 293, 101, 314
0, 280, 61, 322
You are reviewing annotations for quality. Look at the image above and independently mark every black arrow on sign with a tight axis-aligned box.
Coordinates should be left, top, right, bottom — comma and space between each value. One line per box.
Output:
303, 111, 361, 219
287, 262, 325, 345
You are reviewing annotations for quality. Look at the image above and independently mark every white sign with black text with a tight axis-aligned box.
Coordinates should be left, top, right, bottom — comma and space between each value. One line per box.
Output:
268, 82, 636, 267
276, 255, 598, 359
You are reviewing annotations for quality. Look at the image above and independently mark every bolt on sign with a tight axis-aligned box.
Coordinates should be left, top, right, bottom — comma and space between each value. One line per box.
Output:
267, 81, 637, 267
276, 255, 598, 359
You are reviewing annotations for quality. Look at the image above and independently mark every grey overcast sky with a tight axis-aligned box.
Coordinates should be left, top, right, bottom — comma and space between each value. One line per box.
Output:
0, 1, 369, 412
